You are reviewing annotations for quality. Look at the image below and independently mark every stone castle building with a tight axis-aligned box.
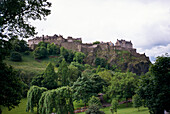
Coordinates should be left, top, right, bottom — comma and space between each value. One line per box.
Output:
28, 34, 150, 75
28, 34, 147, 60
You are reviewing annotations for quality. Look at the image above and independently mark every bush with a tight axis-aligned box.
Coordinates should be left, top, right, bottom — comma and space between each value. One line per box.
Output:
24, 51, 30, 55
10, 52, 22, 61
88, 96, 102, 107
85, 104, 105, 114
93, 41, 100, 44
33, 47, 47, 59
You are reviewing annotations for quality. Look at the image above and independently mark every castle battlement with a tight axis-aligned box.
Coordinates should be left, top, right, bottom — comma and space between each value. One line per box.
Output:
28, 35, 139, 56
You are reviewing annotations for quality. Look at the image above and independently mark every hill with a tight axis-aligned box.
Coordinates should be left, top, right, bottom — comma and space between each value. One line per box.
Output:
28, 35, 151, 75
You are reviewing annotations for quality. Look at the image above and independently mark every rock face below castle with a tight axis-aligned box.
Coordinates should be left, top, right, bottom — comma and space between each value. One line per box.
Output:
28, 35, 151, 75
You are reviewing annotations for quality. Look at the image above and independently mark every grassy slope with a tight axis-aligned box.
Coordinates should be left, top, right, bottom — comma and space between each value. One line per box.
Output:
4, 54, 58, 74
2, 99, 149, 114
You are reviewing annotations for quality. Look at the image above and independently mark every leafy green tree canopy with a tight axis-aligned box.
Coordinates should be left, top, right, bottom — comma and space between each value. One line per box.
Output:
132, 94, 142, 111
33, 46, 48, 59
26, 86, 47, 113
0, 62, 23, 112
137, 55, 170, 114
72, 76, 97, 106
38, 86, 74, 114
42, 62, 58, 89
107, 72, 137, 105
73, 52, 85, 64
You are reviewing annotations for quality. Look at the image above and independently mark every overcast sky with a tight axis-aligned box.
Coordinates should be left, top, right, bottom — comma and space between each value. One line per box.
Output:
30, 0, 170, 62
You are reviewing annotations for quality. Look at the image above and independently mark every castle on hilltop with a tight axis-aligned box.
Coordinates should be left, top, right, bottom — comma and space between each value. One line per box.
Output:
28, 34, 147, 59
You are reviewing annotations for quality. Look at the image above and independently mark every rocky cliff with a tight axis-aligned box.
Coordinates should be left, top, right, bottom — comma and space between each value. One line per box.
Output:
28, 35, 151, 75
83, 44, 151, 75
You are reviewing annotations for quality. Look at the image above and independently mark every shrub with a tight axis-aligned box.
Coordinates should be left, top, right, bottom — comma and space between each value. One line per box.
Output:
10, 52, 22, 61
88, 96, 102, 107
93, 41, 100, 44
85, 104, 105, 114
33, 47, 47, 59
24, 51, 30, 55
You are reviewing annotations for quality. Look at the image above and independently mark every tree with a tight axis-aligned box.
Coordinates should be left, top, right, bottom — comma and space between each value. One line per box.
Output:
68, 64, 81, 86
0, 0, 51, 113
90, 74, 107, 93
42, 63, 58, 89
57, 59, 69, 86
67, 50, 75, 63
137, 55, 170, 114
132, 94, 142, 111
0, 62, 23, 113
85, 96, 104, 114
33, 46, 48, 59
97, 70, 113, 85
10, 51, 22, 61
88, 96, 102, 107
10, 39, 29, 52
110, 99, 118, 114
38, 86, 74, 114
26, 86, 47, 113
93, 41, 100, 44
70, 62, 85, 71
73, 52, 85, 64
107, 72, 137, 106
95, 57, 107, 68
72, 76, 97, 106
47, 43, 59, 55
60, 47, 69, 60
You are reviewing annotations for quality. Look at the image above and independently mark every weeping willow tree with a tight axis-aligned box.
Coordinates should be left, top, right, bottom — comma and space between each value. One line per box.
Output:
39, 86, 74, 114
26, 86, 47, 113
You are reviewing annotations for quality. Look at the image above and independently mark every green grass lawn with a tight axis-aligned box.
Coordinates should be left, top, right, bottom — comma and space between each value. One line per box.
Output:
4, 54, 58, 74
2, 99, 149, 114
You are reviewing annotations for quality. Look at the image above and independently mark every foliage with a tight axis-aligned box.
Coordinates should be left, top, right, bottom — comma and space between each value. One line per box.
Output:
0, 62, 23, 112
72, 76, 97, 106
132, 94, 142, 111
110, 98, 119, 114
60, 47, 69, 60
55, 56, 64, 67
84, 64, 91, 69
68, 64, 81, 86
42, 62, 58, 89
90, 74, 107, 93
31, 74, 44, 87
10, 52, 22, 61
70, 62, 85, 71
93, 41, 100, 44
24, 51, 30, 55
96, 65, 101, 73
57, 59, 69, 86
73, 52, 85, 64
0, 0, 51, 113
97, 70, 113, 85
107, 72, 137, 105
10, 39, 29, 52
37, 42, 49, 48
33, 46, 48, 59
67, 50, 75, 63
82, 69, 94, 77
38, 86, 74, 114
95, 57, 107, 67
47, 43, 59, 55
85, 104, 105, 114
137, 55, 170, 114
88, 96, 102, 107
26, 86, 47, 113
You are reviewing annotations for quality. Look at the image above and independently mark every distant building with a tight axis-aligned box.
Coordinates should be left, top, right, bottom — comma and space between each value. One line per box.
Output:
115, 39, 133, 49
